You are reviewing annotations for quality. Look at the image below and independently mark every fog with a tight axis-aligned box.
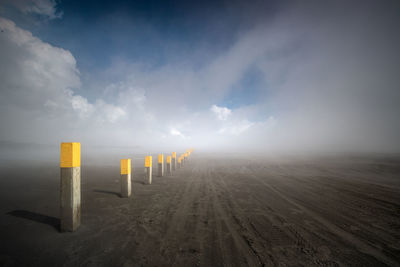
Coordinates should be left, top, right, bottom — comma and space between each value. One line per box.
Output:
0, 0, 399, 162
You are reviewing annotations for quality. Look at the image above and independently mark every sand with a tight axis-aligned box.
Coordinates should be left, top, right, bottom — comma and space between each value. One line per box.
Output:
0, 154, 399, 266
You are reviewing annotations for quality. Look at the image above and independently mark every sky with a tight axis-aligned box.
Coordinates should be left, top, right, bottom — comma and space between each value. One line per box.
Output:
0, 0, 399, 156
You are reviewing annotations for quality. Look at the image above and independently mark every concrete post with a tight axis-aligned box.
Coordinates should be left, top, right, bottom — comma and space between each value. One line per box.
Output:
172, 152, 176, 171
60, 142, 81, 232
145, 156, 152, 184
120, 159, 131, 198
180, 155, 184, 167
177, 157, 181, 169
166, 156, 172, 176
158, 154, 164, 177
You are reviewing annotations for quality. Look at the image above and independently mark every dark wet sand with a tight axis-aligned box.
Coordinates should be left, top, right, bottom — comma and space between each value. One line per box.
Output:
0, 154, 400, 266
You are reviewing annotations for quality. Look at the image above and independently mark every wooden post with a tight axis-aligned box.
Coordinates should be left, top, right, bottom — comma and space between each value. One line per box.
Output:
60, 142, 81, 232
145, 156, 152, 184
120, 159, 131, 197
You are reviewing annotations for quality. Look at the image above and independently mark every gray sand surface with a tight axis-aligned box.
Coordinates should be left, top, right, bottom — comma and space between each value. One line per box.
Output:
0, 154, 399, 266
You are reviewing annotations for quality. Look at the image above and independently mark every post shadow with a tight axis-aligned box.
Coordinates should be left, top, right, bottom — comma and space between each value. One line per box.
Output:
132, 180, 146, 185
93, 189, 120, 197
7, 210, 59, 231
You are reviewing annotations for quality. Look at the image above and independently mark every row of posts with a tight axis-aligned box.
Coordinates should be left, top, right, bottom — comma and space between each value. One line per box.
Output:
60, 142, 193, 232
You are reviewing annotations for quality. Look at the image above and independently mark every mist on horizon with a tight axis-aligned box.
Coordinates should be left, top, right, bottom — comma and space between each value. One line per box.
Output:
0, 0, 399, 161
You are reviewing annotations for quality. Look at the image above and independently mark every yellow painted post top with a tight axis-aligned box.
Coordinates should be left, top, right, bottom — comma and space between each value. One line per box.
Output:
178, 158, 181, 163
172, 152, 176, 158
145, 156, 152, 167
167, 156, 171, 163
158, 154, 164, 163
121, 159, 131, 174
61, 142, 81, 167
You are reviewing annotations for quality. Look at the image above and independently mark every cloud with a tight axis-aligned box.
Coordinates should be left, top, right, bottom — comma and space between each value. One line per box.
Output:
1, 0, 400, 156
0, 17, 79, 110
210, 105, 232, 121
71, 95, 94, 118
94, 100, 126, 123
217, 121, 253, 136
2, 0, 62, 19
0, 17, 128, 147
170, 128, 185, 138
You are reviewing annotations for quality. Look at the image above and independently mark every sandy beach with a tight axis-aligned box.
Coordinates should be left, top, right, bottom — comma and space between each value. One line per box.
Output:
0, 154, 399, 266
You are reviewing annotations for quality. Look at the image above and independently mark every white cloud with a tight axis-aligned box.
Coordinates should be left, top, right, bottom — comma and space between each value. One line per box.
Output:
216, 116, 277, 136
0, 17, 130, 147
210, 105, 232, 121
1, 0, 400, 155
116, 85, 147, 110
94, 100, 126, 123
170, 128, 185, 138
0, 17, 79, 108
71, 95, 94, 118
217, 120, 253, 136
4, 0, 62, 19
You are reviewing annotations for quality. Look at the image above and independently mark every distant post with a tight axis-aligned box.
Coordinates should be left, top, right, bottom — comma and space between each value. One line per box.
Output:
172, 152, 176, 171
181, 155, 185, 167
158, 154, 164, 177
166, 156, 172, 176
60, 142, 81, 232
120, 159, 131, 198
177, 157, 181, 169
145, 156, 152, 184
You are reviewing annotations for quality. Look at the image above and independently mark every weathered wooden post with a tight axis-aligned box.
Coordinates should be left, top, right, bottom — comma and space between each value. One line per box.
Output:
158, 154, 164, 177
172, 152, 176, 171
60, 142, 81, 232
180, 155, 185, 167
166, 156, 172, 176
145, 156, 152, 184
177, 157, 181, 169
120, 159, 131, 197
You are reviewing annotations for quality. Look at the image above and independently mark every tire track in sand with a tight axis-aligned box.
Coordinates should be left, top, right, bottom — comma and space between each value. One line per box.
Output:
210, 167, 337, 266
247, 170, 399, 267
156, 162, 202, 266
204, 167, 265, 266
